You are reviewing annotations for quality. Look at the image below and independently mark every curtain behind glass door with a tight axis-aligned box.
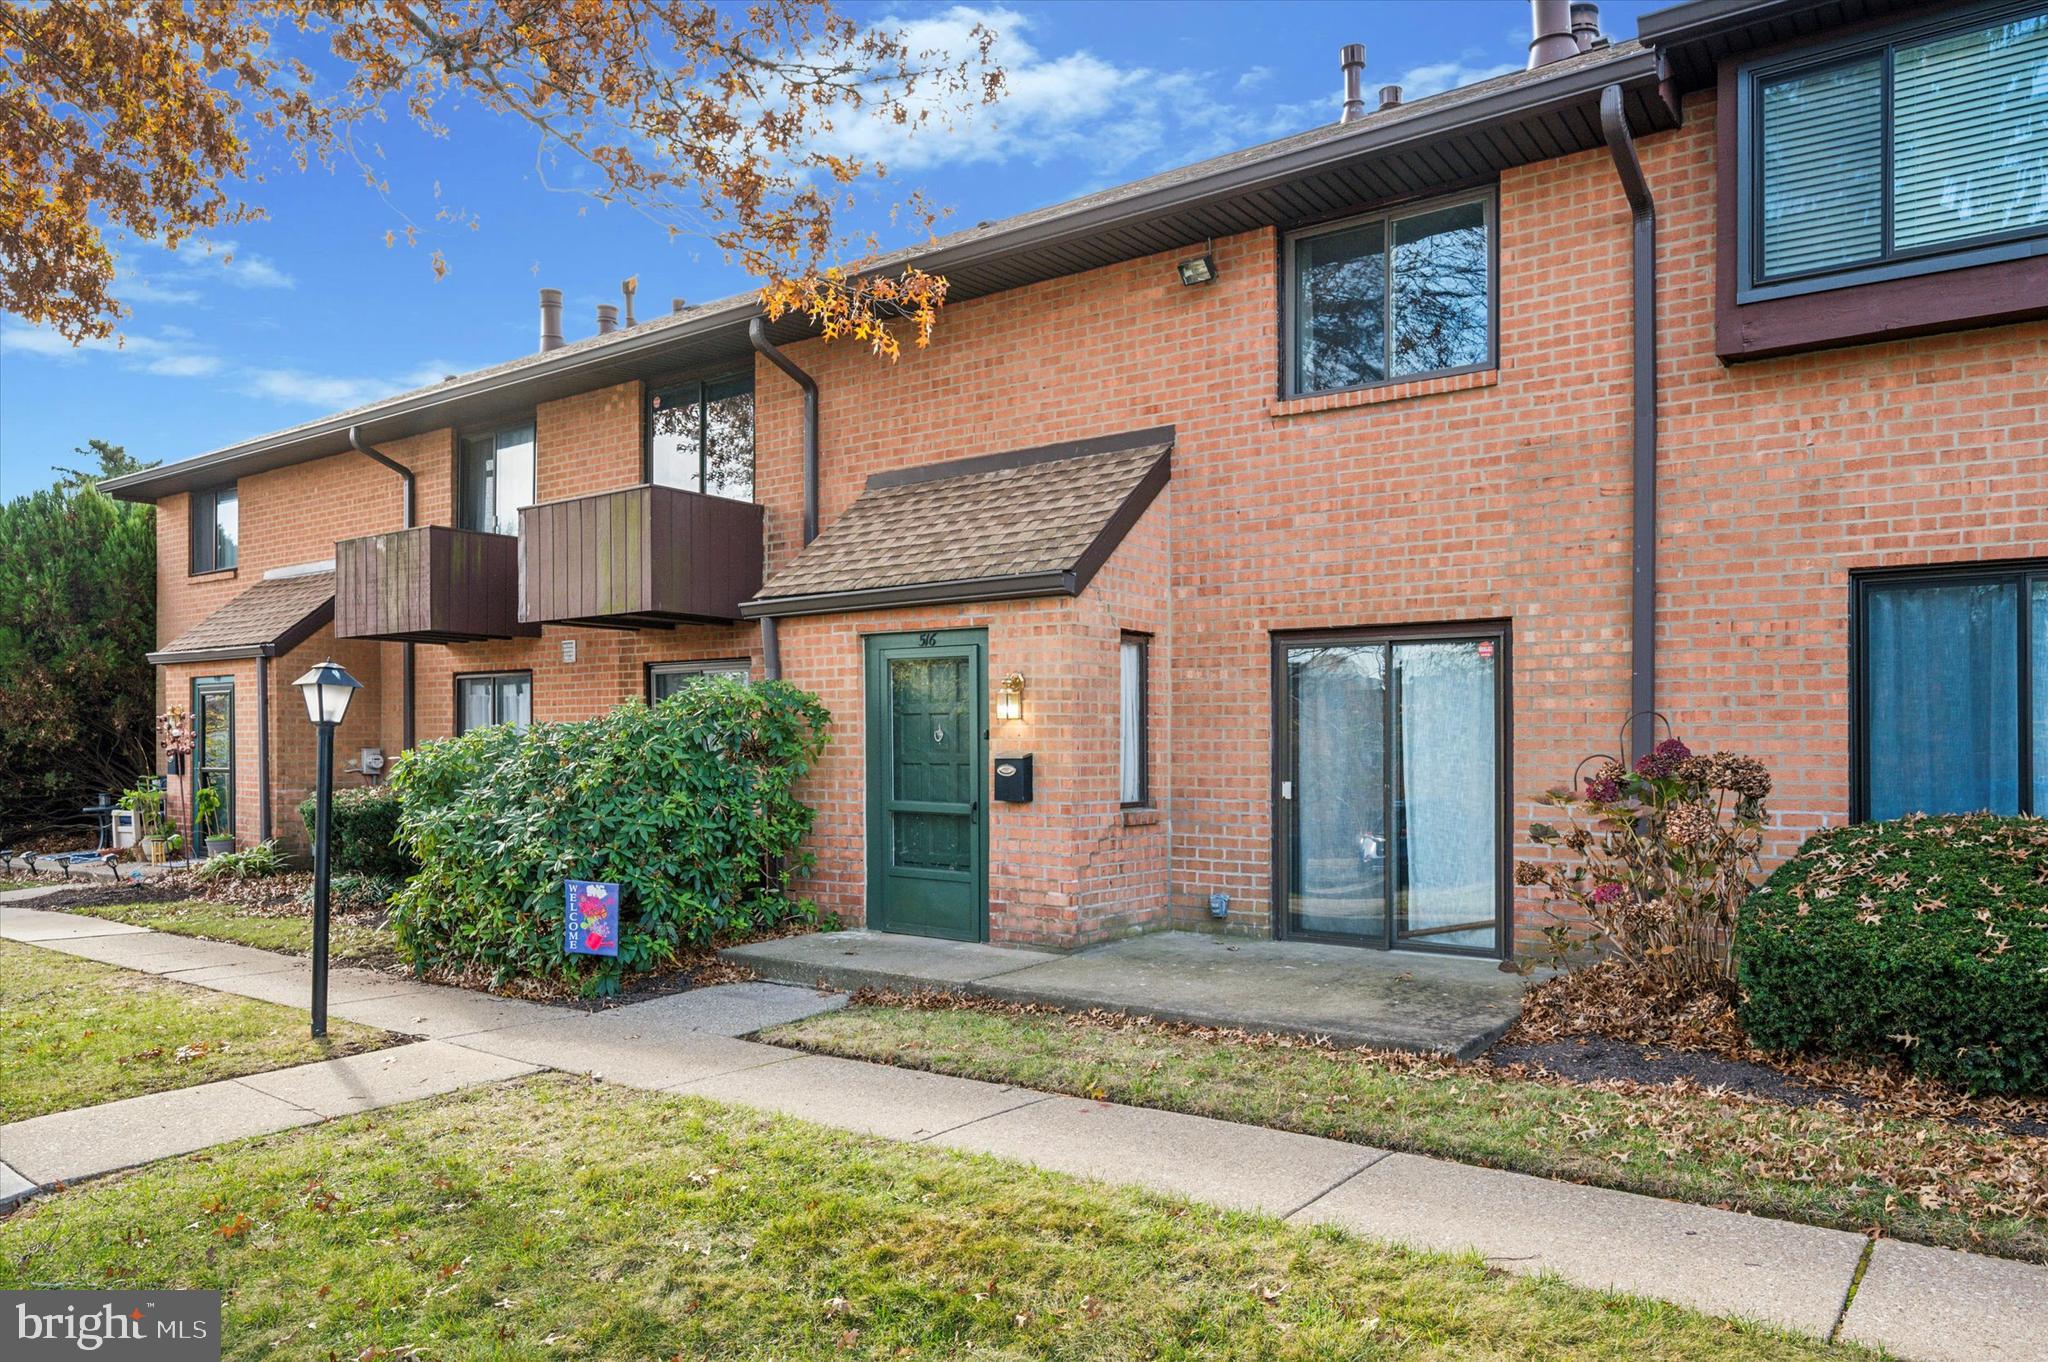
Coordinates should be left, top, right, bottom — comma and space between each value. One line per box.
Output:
1284, 644, 1388, 942
1391, 641, 1498, 952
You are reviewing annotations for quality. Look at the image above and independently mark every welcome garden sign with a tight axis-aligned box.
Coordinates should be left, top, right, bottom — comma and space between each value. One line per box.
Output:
564, 880, 620, 957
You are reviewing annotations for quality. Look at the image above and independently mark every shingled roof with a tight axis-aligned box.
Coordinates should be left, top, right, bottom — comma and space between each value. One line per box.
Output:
148, 570, 336, 664
741, 429, 1172, 619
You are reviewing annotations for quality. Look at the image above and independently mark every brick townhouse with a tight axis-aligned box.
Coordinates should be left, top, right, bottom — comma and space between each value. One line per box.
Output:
106, 0, 2047, 960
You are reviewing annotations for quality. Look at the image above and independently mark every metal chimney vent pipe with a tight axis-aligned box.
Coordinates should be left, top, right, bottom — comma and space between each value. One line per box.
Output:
621, 277, 637, 328
1571, 2, 1602, 51
1378, 84, 1402, 109
538, 288, 564, 352
596, 303, 618, 335
1528, 0, 1577, 67
1339, 44, 1367, 123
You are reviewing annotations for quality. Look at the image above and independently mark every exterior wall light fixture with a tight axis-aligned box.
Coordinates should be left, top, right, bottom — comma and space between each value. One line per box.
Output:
1176, 248, 1217, 286
996, 672, 1026, 722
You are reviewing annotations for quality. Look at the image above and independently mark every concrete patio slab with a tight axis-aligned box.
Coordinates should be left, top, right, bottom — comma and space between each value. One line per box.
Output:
980, 933, 1536, 1058
0, 1080, 317, 1186
0, 906, 149, 942
330, 986, 558, 1039
1839, 1239, 2048, 1362
453, 1016, 799, 1091
599, 980, 847, 1036
724, 929, 1054, 991
236, 1041, 539, 1118
1290, 1151, 1866, 1336
0, 1158, 35, 1210
674, 1053, 1047, 1141
930, 1094, 1384, 1216
36, 930, 296, 976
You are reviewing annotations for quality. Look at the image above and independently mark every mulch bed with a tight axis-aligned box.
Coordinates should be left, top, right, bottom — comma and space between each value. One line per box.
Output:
1503, 959, 2048, 1136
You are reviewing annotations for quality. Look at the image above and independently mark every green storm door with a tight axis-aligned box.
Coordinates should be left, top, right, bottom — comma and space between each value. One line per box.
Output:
865, 630, 987, 941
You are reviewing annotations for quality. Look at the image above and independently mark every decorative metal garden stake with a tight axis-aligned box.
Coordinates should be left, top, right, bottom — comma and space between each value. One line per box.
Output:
294, 660, 361, 1038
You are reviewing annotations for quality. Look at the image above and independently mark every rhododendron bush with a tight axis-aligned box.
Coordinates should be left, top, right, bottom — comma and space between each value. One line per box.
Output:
1517, 735, 1771, 994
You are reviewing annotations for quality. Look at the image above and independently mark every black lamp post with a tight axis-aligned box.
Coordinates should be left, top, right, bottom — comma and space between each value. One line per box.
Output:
293, 659, 361, 1038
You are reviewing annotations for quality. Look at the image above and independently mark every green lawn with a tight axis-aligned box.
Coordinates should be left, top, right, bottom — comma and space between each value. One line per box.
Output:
765, 999, 2048, 1263
0, 1076, 1861, 1361
0, 939, 393, 1121
71, 898, 396, 962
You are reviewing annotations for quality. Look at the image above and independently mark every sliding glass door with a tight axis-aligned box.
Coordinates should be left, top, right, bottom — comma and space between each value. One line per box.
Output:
1276, 626, 1506, 956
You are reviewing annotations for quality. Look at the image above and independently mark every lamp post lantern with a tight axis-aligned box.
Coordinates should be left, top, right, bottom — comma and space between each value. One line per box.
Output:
293, 659, 361, 1038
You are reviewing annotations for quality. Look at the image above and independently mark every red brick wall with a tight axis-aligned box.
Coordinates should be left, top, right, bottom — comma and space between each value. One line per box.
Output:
153, 84, 2048, 944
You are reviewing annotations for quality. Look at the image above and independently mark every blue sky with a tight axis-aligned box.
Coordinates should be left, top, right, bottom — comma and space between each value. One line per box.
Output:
0, 0, 1662, 496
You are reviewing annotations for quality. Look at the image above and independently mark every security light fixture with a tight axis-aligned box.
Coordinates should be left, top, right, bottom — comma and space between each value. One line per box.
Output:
293, 658, 361, 1038
996, 672, 1026, 722
294, 659, 361, 727
1176, 251, 1217, 286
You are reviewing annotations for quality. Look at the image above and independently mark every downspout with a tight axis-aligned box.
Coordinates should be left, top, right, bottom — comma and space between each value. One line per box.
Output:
1600, 84, 1658, 764
748, 317, 821, 682
255, 654, 270, 841
347, 426, 417, 753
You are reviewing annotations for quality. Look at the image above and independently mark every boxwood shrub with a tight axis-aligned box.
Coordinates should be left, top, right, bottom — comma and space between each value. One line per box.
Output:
388, 678, 829, 995
1736, 813, 2048, 1094
298, 785, 416, 878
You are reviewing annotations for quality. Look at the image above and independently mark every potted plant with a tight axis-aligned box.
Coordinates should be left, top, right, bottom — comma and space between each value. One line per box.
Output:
194, 784, 233, 857
120, 784, 170, 862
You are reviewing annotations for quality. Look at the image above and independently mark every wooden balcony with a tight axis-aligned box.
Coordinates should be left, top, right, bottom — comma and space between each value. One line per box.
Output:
519, 484, 764, 629
334, 525, 537, 643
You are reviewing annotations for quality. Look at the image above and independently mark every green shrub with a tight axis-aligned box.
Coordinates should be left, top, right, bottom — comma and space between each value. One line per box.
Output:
193, 839, 286, 881
1736, 814, 2048, 1094
388, 679, 830, 995
298, 785, 415, 878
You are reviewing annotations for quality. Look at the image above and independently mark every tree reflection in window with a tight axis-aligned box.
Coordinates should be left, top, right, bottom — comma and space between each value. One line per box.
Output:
1290, 193, 1491, 396
649, 376, 754, 501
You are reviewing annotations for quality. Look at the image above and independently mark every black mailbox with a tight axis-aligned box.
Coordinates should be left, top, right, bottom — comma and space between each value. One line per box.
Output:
994, 754, 1034, 803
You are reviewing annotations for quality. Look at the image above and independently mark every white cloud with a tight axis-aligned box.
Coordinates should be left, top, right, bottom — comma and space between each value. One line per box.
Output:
808, 6, 1328, 182
802, 9, 1522, 192
1, 321, 462, 411
0, 322, 220, 376
1391, 55, 1522, 100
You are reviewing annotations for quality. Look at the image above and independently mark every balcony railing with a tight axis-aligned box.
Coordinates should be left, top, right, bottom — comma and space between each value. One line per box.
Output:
518, 484, 764, 628
334, 525, 536, 643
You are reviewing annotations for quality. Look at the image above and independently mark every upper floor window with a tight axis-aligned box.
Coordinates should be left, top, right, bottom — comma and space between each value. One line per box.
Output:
1284, 188, 1494, 398
648, 375, 754, 501
1742, 3, 2048, 300
190, 483, 238, 574
459, 422, 536, 536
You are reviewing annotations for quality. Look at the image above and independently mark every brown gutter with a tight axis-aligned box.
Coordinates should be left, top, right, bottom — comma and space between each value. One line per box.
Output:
747, 318, 822, 681
1600, 84, 1658, 763
347, 426, 417, 752
255, 654, 270, 841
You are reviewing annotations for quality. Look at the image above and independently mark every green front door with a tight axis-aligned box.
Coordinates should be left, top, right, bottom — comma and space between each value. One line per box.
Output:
865, 630, 987, 941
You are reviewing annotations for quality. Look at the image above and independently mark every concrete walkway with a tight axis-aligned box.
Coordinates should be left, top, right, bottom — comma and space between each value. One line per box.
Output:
4, 901, 2042, 1362
724, 927, 1538, 1057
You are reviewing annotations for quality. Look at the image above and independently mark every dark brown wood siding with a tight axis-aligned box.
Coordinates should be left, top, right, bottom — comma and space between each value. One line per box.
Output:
518, 484, 763, 627
334, 526, 532, 642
